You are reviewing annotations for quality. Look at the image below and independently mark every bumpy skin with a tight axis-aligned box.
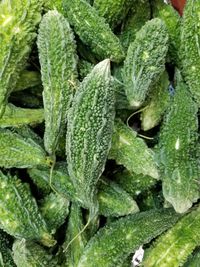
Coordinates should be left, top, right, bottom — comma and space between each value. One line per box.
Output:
152, 0, 181, 65
0, 172, 55, 247
63, 203, 87, 267
28, 163, 138, 217
14, 71, 41, 92
122, 18, 168, 108
119, 0, 151, 51
78, 209, 179, 267
179, 0, 200, 105
93, 0, 132, 29
39, 192, 69, 234
109, 119, 159, 179
0, 230, 15, 267
62, 0, 124, 63
158, 73, 199, 213
141, 71, 170, 131
0, 0, 42, 117
0, 104, 44, 128
184, 248, 200, 267
78, 60, 94, 81
37, 11, 78, 156
143, 205, 200, 267
66, 59, 115, 210
0, 129, 49, 168
13, 239, 58, 267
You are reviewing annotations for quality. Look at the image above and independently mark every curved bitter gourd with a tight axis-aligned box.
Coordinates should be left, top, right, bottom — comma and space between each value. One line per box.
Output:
122, 18, 169, 108
0, 0, 43, 117
66, 59, 115, 211
78, 208, 180, 267
0, 171, 55, 247
62, 0, 124, 63
158, 72, 199, 213
37, 10, 78, 156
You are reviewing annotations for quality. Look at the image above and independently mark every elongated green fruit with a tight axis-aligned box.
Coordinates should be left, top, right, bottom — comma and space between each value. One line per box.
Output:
122, 18, 168, 108
39, 192, 69, 234
179, 0, 200, 105
0, 172, 55, 247
13, 239, 58, 267
143, 205, 200, 267
28, 163, 138, 217
93, 0, 132, 29
0, 103, 44, 128
14, 70, 41, 92
0, 230, 15, 267
62, 0, 124, 63
0, 129, 50, 168
37, 10, 78, 156
63, 203, 87, 267
109, 119, 159, 179
141, 71, 170, 131
66, 59, 115, 209
0, 0, 43, 117
113, 169, 157, 197
158, 72, 199, 213
119, 0, 151, 51
78, 209, 179, 267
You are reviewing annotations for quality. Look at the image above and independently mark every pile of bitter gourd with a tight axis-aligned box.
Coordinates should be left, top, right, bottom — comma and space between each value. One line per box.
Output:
0, 0, 200, 266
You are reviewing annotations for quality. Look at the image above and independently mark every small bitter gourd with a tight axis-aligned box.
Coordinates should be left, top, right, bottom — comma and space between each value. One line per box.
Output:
37, 10, 78, 156
143, 205, 200, 267
179, 0, 200, 105
109, 119, 159, 179
62, 0, 124, 63
122, 18, 169, 108
0, 171, 55, 247
63, 203, 87, 267
158, 72, 199, 213
0, 0, 43, 117
13, 239, 58, 267
0, 230, 15, 267
93, 0, 132, 29
0, 128, 50, 168
78, 208, 179, 267
39, 192, 69, 234
66, 59, 115, 210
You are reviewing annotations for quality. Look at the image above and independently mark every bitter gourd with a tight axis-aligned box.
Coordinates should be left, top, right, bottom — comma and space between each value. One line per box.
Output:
184, 248, 200, 267
62, 0, 124, 63
66, 59, 115, 210
39, 192, 69, 234
78, 208, 179, 267
13, 239, 58, 267
37, 10, 78, 156
63, 203, 87, 267
0, 104, 44, 128
143, 205, 200, 267
179, 0, 200, 105
109, 119, 159, 179
158, 72, 199, 213
0, 171, 55, 247
122, 18, 169, 108
93, 0, 132, 29
0, 128, 50, 168
141, 71, 170, 131
14, 70, 41, 92
0, 0, 43, 117
28, 163, 138, 217
0, 230, 15, 267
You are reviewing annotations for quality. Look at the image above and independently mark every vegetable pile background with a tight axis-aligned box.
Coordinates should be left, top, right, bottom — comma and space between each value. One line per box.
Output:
0, 0, 200, 266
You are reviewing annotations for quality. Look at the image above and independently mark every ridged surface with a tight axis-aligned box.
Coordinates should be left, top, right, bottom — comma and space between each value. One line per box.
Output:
66, 59, 115, 209
62, 0, 124, 63
143, 205, 200, 267
122, 18, 168, 108
109, 119, 159, 179
0, 0, 43, 117
0, 172, 55, 247
37, 10, 78, 155
78, 209, 179, 267
158, 72, 199, 213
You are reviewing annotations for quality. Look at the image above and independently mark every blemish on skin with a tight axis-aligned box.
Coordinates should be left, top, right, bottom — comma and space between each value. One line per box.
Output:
175, 138, 180, 150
